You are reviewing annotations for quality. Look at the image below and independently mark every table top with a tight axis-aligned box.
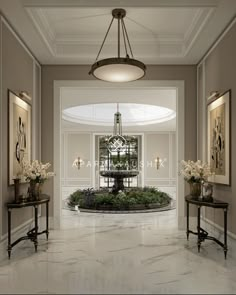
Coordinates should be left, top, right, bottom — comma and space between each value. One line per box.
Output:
185, 195, 228, 209
7, 194, 50, 209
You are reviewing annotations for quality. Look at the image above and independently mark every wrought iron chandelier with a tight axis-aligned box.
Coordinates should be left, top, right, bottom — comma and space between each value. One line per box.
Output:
89, 8, 146, 82
107, 104, 127, 153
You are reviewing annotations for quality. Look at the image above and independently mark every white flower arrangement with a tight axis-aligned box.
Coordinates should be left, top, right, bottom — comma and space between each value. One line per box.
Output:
21, 160, 55, 183
180, 160, 212, 183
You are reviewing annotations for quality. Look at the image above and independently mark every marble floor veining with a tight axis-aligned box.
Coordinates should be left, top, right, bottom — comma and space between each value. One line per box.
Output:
0, 209, 236, 294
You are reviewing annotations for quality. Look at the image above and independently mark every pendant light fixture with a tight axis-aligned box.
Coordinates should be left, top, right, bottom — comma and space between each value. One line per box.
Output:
107, 103, 127, 153
113, 103, 123, 136
89, 8, 146, 82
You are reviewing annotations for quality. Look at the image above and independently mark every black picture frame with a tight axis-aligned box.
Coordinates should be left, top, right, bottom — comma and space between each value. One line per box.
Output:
207, 89, 231, 185
8, 90, 32, 185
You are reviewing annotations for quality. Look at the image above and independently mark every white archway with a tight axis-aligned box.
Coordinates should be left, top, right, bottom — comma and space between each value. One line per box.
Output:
53, 80, 185, 229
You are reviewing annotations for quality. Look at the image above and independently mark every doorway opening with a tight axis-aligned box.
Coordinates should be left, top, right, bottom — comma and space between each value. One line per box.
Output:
54, 80, 184, 228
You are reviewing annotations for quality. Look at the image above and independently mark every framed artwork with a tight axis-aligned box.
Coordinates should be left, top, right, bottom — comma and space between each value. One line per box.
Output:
8, 90, 31, 185
207, 89, 231, 185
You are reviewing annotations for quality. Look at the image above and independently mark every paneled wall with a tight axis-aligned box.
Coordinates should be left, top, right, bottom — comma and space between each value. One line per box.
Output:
61, 131, 176, 200
197, 19, 236, 235
0, 16, 41, 238
144, 132, 176, 188
61, 132, 92, 188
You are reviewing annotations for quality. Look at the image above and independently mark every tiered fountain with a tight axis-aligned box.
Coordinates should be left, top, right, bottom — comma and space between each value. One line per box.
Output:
100, 104, 139, 193
100, 169, 139, 194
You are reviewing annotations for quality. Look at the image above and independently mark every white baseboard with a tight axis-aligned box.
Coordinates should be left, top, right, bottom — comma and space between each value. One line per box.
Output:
0, 216, 54, 261
0, 218, 34, 261
201, 216, 236, 257
0, 218, 34, 242
202, 216, 236, 239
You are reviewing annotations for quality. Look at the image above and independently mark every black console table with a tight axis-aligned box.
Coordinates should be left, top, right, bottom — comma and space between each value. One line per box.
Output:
6, 195, 50, 259
185, 195, 228, 259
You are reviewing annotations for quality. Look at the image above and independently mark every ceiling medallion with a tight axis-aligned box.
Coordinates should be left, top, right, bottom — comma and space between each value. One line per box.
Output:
89, 8, 146, 82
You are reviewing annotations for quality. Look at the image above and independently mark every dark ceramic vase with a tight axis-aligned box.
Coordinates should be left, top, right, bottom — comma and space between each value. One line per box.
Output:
189, 182, 201, 198
13, 178, 20, 202
29, 180, 41, 200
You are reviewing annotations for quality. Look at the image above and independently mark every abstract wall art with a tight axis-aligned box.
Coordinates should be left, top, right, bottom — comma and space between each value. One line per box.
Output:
8, 90, 31, 185
207, 90, 231, 185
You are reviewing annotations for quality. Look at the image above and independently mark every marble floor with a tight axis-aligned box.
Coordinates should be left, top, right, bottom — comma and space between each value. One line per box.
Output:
0, 209, 236, 294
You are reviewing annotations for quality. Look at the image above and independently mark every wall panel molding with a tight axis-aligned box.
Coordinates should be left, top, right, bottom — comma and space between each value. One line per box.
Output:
0, 15, 41, 65
198, 16, 236, 65
197, 17, 236, 235
0, 16, 3, 239
0, 15, 41, 240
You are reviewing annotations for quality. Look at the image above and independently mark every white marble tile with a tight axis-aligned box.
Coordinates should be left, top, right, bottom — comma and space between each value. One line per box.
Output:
0, 209, 236, 294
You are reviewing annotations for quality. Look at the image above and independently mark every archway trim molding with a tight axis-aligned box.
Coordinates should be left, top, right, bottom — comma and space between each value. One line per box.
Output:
53, 80, 185, 229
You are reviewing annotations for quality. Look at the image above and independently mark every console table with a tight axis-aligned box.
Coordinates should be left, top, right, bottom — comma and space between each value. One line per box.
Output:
185, 195, 228, 259
6, 195, 50, 259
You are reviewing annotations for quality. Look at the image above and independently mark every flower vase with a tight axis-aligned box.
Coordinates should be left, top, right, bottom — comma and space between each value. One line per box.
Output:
189, 182, 201, 198
13, 178, 20, 203
29, 180, 40, 200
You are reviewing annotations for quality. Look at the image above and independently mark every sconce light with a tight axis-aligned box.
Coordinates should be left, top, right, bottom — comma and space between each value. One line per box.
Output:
19, 91, 32, 101
155, 157, 160, 170
72, 157, 82, 170
207, 91, 220, 101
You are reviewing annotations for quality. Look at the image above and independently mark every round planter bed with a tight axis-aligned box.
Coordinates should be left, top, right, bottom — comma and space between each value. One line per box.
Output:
67, 187, 174, 213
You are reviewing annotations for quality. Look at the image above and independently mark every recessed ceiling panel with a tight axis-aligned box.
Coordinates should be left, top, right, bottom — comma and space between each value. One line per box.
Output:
63, 103, 176, 126
1, 0, 235, 64
25, 4, 217, 64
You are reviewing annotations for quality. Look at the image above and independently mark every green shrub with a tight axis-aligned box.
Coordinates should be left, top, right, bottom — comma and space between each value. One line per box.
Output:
67, 190, 84, 207
94, 193, 114, 207
67, 187, 171, 210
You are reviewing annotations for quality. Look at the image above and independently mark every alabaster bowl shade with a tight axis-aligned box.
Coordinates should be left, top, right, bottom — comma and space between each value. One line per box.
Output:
90, 58, 146, 82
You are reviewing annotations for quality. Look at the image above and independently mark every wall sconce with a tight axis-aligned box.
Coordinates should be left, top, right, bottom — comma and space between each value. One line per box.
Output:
72, 157, 82, 170
19, 91, 32, 101
207, 91, 220, 101
155, 157, 160, 170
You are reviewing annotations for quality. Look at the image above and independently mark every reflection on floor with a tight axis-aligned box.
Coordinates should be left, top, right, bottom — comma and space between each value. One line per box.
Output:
1, 209, 236, 294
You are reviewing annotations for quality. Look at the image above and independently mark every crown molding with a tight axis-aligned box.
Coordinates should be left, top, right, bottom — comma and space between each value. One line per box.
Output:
197, 15, 236, 65
25, 5, 216, 62
22, 0, 219, 8
183, 8, 215, 56
0, 14, 41, 65
26, 8, 55, 56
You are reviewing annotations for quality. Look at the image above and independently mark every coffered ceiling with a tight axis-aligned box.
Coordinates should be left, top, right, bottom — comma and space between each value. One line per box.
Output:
0, 0, 236, 64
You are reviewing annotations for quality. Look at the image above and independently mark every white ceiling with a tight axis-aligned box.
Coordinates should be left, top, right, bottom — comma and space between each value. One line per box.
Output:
0, 0, 236, 65
62, 103, 176, 126
61, 87, 176, 132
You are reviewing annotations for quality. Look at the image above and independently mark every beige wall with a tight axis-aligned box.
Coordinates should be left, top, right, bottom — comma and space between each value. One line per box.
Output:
61, 132, 92, 187
0, 17, 41, 237
42, 64, 197, 216
198, 20, 236, 234
145, 133, 176, 187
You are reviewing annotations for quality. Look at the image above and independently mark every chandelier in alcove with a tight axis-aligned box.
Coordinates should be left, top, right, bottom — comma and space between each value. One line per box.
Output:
107, 103, 127, 154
